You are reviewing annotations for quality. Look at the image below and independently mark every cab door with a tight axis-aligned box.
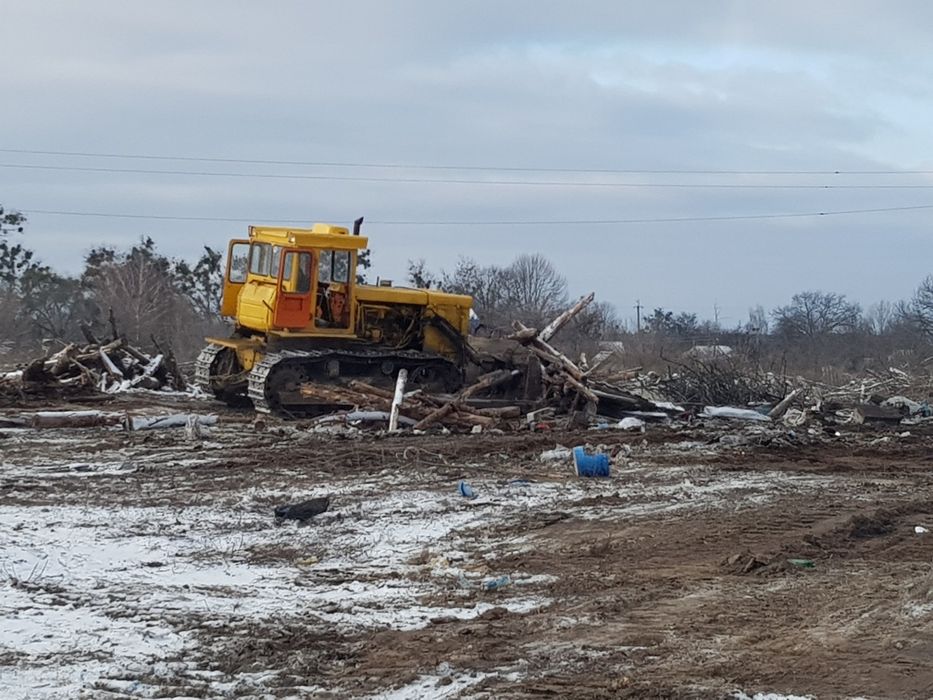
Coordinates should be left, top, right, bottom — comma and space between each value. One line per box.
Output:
220, 239, 250, 317
273, 249, 314, 329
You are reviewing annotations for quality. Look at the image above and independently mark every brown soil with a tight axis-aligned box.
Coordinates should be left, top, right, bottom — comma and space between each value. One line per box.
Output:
3, 395, 933, 698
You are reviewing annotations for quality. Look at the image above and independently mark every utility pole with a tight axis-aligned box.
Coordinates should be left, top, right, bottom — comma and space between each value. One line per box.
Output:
634, 299, 643, 333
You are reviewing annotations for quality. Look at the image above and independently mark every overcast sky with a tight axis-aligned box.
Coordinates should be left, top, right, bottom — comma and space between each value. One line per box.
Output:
3, 1, 933, 328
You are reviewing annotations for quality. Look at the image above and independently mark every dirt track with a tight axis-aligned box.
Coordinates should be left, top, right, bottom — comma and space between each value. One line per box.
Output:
2, 393, 933, 699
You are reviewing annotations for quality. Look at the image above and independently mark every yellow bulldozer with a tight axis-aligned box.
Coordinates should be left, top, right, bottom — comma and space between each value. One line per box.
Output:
195, 219, 474, 415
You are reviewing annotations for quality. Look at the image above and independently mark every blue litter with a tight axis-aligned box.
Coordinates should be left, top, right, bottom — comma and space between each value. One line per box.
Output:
482, 574, 512, 591
458, 480, 477, 499
572, 446, 610, 478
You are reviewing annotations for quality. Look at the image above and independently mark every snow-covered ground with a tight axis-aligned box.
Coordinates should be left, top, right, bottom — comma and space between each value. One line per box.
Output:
0, 418, 837, 698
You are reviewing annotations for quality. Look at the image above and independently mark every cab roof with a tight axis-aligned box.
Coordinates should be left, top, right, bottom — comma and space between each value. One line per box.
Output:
249, 223, 369, 250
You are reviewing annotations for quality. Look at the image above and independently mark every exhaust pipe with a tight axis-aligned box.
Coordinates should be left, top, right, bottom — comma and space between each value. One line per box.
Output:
353, 217, 364, 236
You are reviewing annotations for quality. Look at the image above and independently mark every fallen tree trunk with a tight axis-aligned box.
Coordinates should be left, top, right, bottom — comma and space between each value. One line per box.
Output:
413, 369, 519, 430
30, 411, 123, 429
539, 292, 595, 342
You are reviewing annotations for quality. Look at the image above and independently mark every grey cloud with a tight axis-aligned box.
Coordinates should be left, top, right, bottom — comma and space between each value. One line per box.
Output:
2, 2, 933, 326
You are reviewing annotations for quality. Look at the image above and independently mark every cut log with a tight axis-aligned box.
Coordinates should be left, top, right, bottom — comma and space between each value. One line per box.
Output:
474, 405, 521, 419
768, 389, 800, 420
49, 344, 78, 376
539, 292, 595, 342
414, 402, 457, 430
347, 380, 397, 400
388, 369, 408, 432
99, 349, 125, 378
413, 369, 519, 430
30, 410, 123, 429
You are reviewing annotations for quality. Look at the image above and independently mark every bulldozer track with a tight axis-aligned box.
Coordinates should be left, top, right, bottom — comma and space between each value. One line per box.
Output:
194, 343, 225, 393
247, 347, 460, 415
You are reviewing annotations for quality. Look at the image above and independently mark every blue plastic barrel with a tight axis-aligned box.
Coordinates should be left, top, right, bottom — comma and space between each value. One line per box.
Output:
573, 446, 610, 478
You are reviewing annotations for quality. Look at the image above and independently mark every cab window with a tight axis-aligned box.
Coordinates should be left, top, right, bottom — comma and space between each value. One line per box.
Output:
283, 251, 312, 292
228, 243, 249, 283
248, 243, 284, 277
249, 243, 270, 275
318, 250, 350, 284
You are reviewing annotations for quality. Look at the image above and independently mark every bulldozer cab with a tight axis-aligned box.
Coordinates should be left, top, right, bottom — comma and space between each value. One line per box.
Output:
220, 224, 367, 336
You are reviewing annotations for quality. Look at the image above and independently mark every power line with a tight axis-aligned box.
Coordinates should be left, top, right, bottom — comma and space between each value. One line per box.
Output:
1, 147, 931, 176
5, 162, 933, 189
21, 203, 933, 226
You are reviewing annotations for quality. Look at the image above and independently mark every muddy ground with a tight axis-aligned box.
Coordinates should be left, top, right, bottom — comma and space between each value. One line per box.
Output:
1, 392, 933, 699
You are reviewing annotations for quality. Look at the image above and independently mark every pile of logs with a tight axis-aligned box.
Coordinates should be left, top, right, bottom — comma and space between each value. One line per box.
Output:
508, 292, 600, 417
0, 334, 185, 403
298, 292, 673, 431
301, 370, 523, 431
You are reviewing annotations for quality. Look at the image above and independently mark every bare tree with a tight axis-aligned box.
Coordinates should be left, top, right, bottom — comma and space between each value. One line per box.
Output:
502, 253, 568, 323
406, 259, 438, 289
83, 238, 196, 348
172, 246, 224, 318
746, 305, 769, 334
772, 291, 862, 338
910, 275, 933, 336
440, 257, 511, 320
865, 300, 895, 335
19, 269, 91, 341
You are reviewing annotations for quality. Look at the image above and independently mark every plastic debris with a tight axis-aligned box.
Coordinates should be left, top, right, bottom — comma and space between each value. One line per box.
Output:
482, 574, 512, 591
617, 417, 646, 431
458, 480, 477, 499
539, 446, 572, 462
572, 446, 611, 478
702, 406, 772, 422
881, 395, 926, 416
915, 526, 929, 534
787, 558, 815, 569
274, 496, 331, 521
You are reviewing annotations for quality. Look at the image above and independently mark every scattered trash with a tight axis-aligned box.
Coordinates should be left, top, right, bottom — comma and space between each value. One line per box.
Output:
782, 408, 809, 427
701, 406, 772, 423
274, 496, 331, 521
617, 417, 646, 431
881, 395, 927, 416
482, 574, 512, 591
573, 446, 611, 478
915, 526, 929, 534
787, 558, 815, 569
539, 446, 572, 462
128, 414, 218, 431
458, 480, 477, 499
854, 404, 904, 425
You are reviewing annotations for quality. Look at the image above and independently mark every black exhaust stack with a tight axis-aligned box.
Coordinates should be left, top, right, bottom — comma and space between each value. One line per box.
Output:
353, 217, 364, 236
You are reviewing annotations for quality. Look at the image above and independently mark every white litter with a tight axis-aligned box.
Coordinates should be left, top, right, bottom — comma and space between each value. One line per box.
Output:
617, 417, 646, 431
702, 406, 771, 423
539, 447, 572, 462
